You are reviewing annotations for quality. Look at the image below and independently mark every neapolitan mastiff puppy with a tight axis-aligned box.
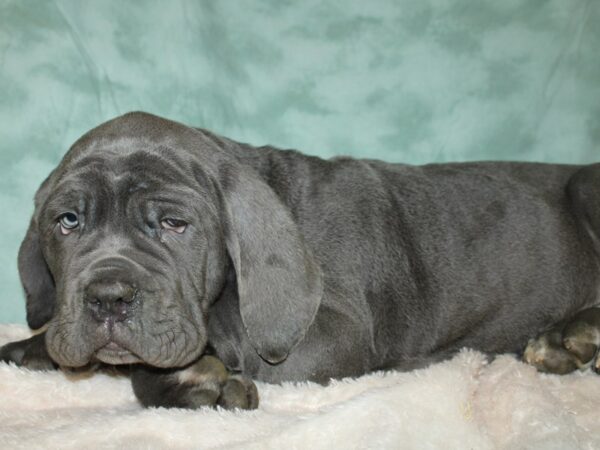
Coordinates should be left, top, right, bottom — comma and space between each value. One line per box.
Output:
2, 112, 600, 409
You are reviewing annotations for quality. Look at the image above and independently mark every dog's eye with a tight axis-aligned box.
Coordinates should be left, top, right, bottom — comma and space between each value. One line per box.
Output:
161, 218, 187, 234
59, 212, 79, 235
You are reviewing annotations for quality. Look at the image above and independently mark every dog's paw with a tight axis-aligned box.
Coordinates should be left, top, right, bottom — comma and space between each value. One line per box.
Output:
561, 308, 600, 372
523, 329, 581, 374
0, 333, 57, 371
218, 374, 259, 410
132, 355, 259, 410
177, 356, 259, 410
523, 307, 600, 374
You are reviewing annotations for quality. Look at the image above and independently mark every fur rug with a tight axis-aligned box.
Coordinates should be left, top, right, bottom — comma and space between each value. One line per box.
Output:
1, 325, 599, 449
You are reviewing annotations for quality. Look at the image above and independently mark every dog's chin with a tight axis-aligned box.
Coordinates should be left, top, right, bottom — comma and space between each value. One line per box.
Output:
93, 342, 143, 365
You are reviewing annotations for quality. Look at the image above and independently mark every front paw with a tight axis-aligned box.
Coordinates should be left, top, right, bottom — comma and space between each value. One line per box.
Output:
177, 356, 258, 409
218, 374, 259, 410
132, 355, 259, 410
0, 332, 57, 371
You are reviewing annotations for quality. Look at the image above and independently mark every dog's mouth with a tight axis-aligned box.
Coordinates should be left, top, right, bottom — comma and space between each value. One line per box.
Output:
46, 291, 208, 368
93, 341, 143, 365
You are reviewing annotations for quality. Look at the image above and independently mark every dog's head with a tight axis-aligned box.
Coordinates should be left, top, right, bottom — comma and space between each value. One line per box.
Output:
20, 112, 322, 368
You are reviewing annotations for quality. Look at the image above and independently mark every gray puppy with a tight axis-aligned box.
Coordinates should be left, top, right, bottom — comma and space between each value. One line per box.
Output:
1, 112, 599, 409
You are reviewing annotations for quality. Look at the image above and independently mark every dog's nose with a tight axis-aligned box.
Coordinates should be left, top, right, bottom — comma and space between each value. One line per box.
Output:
85, 280, 136, 322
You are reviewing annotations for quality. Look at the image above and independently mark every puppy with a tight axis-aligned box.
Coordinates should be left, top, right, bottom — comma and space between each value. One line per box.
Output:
2, 112, 600, 409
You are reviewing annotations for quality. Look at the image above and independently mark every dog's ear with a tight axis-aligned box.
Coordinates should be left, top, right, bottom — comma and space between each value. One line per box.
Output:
216, 163, 323, 364
18, 176, 56, 329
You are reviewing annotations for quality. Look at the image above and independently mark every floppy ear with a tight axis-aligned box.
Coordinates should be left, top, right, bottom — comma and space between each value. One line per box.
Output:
18, 177, 56, 329
216, 164, 323, 364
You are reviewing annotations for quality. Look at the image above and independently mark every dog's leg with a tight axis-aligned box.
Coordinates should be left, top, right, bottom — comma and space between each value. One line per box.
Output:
523, 307, 600, 374
131, 354, 258, 410
0, 332, 57, 371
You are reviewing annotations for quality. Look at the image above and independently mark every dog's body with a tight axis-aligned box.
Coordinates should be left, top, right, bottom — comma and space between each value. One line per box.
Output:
2, 112, 600, 408
209, 155, 599, 383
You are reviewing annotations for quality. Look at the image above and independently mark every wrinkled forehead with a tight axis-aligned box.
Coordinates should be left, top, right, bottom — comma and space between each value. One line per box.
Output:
70, 139, 192, 184
42, 138, 214, 216
55, 112, 223, 191
56, 138, 189, 192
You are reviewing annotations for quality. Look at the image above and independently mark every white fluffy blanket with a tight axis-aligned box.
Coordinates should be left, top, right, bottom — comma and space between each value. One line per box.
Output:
1, 325, 599, 449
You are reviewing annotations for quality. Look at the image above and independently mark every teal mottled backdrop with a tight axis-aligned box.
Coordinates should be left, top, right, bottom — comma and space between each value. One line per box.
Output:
1, 0, 599, 324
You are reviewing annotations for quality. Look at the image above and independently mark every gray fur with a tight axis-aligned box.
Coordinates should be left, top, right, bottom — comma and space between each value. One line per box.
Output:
6, 112, 600, 387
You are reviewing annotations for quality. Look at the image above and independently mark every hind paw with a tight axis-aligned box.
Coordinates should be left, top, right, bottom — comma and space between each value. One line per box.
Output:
524, 307, 600, 374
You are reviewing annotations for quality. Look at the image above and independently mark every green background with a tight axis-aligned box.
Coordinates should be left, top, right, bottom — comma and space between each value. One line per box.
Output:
1, 0, 599, 324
